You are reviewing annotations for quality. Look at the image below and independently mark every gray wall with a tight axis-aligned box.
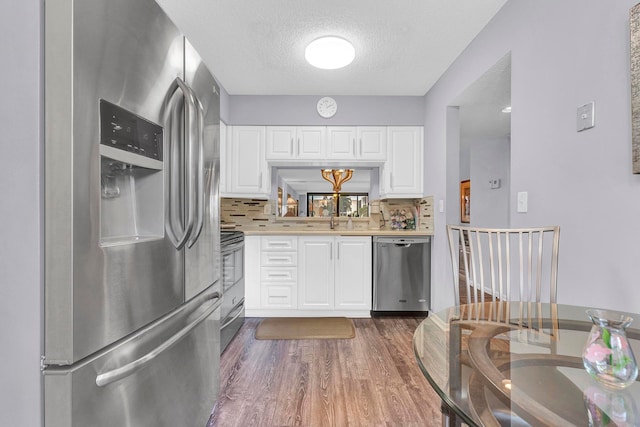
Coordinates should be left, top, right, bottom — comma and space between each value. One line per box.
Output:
0, 0, 43, 425
425, 0, 640, 312
469, 137, 510, 228
227, 95, 425, 125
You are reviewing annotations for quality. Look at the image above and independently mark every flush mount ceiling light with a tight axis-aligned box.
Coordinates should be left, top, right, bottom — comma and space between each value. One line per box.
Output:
321, 169, 353, 193
305, 36, 355, 70
502, 106, 512, 113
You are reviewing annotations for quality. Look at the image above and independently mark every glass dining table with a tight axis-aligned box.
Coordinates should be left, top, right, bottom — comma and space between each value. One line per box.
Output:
413, 302, 640, 426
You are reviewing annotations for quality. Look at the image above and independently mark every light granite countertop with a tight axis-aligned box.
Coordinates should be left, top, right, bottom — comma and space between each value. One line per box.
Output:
238, 228, 432, 236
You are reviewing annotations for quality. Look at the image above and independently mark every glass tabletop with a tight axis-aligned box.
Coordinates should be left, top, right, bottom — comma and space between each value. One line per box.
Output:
413, 302, 640, 426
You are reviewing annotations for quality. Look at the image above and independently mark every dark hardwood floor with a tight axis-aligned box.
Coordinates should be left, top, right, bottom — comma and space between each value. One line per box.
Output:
208, 317, 442, 427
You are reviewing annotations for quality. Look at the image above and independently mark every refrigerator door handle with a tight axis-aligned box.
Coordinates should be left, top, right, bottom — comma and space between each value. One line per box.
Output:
165, 77, 197, 250
187, 87, 205, 248
95, 292, 221, 387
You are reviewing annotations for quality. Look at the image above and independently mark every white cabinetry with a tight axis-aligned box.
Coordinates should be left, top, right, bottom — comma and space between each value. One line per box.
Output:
244, 235, 372, 317
298, 237, 334, 310
298, 236, 371, 312
327, 127, 357, 159
266, 126, 326, 159
357, 127, 387, 160
264, 126, 392, 162
380, 126, 423, 198
244, 236, 261, 310
260, 236, 298, 309
219, 121, 228, 193
334, 237, 372, 310
297, 127, 326, 158
226, 126, 270, 198
266, 126, 296, 160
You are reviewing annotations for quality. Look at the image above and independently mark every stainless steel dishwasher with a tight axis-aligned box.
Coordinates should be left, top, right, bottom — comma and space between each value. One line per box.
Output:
372, 236, 431, 315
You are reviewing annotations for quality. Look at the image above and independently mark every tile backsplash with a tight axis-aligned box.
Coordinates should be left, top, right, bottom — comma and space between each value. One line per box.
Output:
221, 196, 433, 233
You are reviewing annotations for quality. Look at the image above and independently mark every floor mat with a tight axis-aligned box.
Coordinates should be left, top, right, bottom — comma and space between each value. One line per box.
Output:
255, 317, 356, 340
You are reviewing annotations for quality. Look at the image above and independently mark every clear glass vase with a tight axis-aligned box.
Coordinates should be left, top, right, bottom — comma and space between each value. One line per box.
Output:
582, 309, 638, 389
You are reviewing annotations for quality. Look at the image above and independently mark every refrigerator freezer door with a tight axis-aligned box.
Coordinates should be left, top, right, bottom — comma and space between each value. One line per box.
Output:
45, 0, 184, 364
184, 39, 221, 300
44, 289, 221, 427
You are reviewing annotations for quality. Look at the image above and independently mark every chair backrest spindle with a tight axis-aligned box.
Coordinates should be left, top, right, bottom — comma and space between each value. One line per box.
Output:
446, 225, 560, 307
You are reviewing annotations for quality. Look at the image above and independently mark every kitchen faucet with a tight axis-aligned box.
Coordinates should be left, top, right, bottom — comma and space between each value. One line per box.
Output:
330, 214, 335, 229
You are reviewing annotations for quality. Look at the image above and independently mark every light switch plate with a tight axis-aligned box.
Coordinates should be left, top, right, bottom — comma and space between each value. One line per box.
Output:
517, 191, 528, 213
577, 101, 595, 132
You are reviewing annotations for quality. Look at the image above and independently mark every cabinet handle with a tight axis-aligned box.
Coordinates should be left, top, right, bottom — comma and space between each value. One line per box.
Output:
297, 137, 300, 156
337, 244, 340, 260
290, 138, 293, 156
267, 273, 290, 277
329, 245, 333, 260
268, 257, 290, 262
359, 138, 363, 157
259, 172, 263, 188
390, 172, 394, 190
352, 138, 356, 156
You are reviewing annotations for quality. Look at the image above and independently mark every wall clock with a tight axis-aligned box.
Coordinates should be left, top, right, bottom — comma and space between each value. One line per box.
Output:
317, 97, 337, 118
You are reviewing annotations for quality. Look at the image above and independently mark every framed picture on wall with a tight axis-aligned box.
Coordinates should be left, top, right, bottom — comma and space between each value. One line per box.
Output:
460, 180, 470, 223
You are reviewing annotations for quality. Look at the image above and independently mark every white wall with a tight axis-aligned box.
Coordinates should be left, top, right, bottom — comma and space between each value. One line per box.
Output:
0, 0, 43, 425
425, 0, 640, 312
469, 137, 510, 228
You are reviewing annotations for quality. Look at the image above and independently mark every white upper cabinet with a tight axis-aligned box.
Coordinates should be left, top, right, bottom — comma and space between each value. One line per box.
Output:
380, 126, 424, 198
357, 126, 387, 160
297, 127, 326, 158
327, 126, 357, 159
227, 126, 270, 197
264, 126, 393, 162
266, 126, 296, 160
219, 122, 228, 193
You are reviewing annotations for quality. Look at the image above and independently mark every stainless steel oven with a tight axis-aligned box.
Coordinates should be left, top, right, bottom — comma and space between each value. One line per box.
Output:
220, 230, 245, 352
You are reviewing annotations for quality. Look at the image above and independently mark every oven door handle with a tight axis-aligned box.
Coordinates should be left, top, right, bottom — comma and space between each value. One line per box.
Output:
221, 240, 244, 255
221, 299, 245, 330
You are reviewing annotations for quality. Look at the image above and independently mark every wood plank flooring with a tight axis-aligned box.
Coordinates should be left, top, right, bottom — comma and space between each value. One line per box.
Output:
207, 317, 442, 427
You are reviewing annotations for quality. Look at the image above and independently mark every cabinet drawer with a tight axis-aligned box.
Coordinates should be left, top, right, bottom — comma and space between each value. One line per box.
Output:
262, 285, 296, 308
261, 236, 297, 251
261, 266, 297, 282
261, 251, 297, 266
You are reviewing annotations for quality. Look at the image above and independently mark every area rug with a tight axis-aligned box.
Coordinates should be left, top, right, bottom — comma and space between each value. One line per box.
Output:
255, 317, 355, 340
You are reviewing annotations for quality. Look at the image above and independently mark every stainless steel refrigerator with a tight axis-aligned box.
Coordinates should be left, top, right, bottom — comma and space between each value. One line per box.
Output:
42, 0, 221, 425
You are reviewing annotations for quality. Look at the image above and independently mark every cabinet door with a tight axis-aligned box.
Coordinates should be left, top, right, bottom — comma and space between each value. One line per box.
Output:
327, 127, 356, 159
298, 237, 334, 309
384, 126, 423, 197
334, 237, 372, 310
219, 122, 228, 193
244, 236, 261, 309
229, 126, 269, 196
357, 127, 387, 160
266, 126, 296, 160
297, 127, 326, 159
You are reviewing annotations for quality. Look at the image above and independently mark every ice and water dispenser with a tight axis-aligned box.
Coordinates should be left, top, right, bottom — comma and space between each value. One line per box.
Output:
99, 100, 164, 246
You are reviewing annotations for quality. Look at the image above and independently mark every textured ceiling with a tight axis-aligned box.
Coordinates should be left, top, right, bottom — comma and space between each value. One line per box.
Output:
155, 0, 508, 96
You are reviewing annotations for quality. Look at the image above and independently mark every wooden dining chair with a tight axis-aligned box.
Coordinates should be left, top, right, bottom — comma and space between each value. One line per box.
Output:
446, 225, 560, 308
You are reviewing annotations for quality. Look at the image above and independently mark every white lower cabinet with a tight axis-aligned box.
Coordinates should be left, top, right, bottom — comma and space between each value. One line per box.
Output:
245, 235, 372, 317
298, 237, 334, 310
